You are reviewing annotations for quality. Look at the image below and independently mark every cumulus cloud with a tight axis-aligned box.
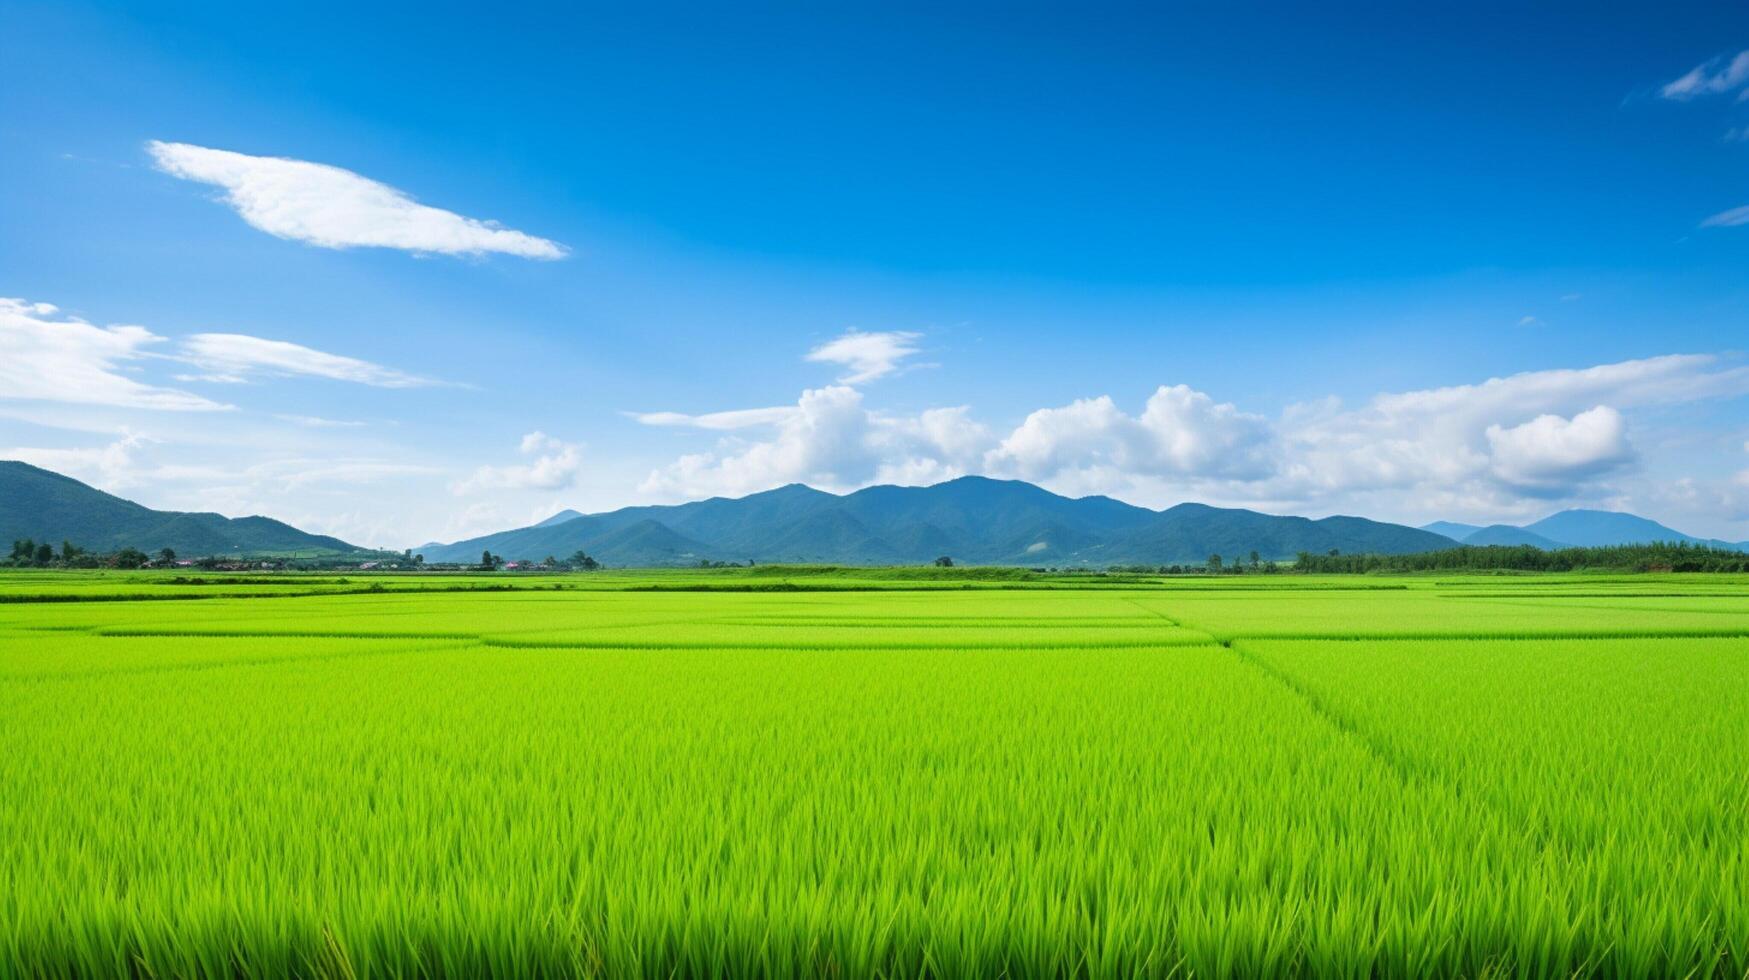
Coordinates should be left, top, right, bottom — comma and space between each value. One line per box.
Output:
1276, 354, 1747, 505
1661, 50, 1749, 100
639, 387, 991, 499
805, 330, 922, 384
637, 353, 1749, 516
1485, 406, 1634, 492
146, 141, 566, 259
181, 333, 436, 387
456, 432, 583, 494
0, 298, 227, 411
986, 386, 1273, 483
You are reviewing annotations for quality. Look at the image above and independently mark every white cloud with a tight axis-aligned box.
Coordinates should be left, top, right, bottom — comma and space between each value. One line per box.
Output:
274, 414, 368, 428
629, 406, 799, 429
637, 353, 1749, 521
987, 386, 1274, 483
1364, 354, 1747, 417
456, 432, 583, 494
1700, 205, 1749, 228
1276, 354, 1747, 504
4, 434, 441, 500
4, 433, 157, 489
1485, 406, 1634, 492
146, 141, 566, 259
0, 298, 227, 411
182, 333, 436, 387
805, 330, 921, 384
1517, 315, 1540, 327
639, 387, 991, 500
1661, 50, 1749, 100
268, 459, 442, 490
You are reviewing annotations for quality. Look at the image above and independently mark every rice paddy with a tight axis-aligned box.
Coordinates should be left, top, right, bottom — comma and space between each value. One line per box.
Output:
3, 570, 1747, 978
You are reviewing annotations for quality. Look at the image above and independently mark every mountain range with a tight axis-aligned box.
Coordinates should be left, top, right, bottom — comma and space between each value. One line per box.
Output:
418, 476, 1456, 566
1421, 511, 1748, 553
0, 461, 374, 558
7, 459, 1742, 566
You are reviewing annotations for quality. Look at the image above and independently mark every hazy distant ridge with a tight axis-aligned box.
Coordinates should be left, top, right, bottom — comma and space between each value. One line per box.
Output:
1421, 509, 1748, 552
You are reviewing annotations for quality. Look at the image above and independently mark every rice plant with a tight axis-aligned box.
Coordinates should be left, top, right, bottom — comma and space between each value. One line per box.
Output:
3, 571, 1747, 977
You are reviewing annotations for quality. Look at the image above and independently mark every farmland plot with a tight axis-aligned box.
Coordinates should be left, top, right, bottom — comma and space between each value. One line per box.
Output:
2, 571, 1747, 978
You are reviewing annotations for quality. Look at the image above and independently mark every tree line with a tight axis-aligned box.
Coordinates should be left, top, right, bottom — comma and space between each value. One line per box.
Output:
1109, 551, 1281, 575
1292, 541, 1749, 573
7, 539, 174, 569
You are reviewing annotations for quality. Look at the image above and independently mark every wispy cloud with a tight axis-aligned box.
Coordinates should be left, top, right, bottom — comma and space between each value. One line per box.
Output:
1660, 50, 1749, 100
1700, 205, 1749, 228
273, 414, 369, 429
805, 329, 922, 384
629, 406, 798, 429
0, 298, 228, 411
181, 333, 438, 387
146, 141, 567, 259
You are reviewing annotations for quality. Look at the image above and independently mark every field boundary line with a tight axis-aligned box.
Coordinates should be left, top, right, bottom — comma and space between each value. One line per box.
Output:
1220, 637, 1432, 787
1213, 628, 1749, 642
6, 639, 481, 684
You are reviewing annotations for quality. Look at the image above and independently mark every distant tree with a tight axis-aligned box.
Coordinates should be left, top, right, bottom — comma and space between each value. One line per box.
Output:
543, 555, 557, 567
1328, 548, 1340, 557
113, 547, 148, 569
11, 538, 35, 563
60, 540, 83, 561
413, 554, 425, 565
1207, 553, 1223, 572
934, 556, 954, 567
157, 547, 176, 564
34, 542, 54, 565
1249, 550, 1260, 569
567, 550, 600, 571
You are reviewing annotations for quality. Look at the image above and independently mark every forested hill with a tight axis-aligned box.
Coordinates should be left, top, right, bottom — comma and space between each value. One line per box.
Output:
0, 461, 371, 557
421, 476, 1454, 566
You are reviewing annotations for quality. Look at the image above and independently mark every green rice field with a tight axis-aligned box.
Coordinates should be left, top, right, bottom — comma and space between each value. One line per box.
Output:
3, 569, 1747, 978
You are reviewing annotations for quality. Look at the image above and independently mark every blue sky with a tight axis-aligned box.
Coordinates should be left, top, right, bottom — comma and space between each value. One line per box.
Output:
3, 0, 1748, 546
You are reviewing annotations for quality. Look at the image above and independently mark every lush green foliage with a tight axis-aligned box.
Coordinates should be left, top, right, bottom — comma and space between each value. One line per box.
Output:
1295, 540, 1749, 573
3, 570, 1747, 977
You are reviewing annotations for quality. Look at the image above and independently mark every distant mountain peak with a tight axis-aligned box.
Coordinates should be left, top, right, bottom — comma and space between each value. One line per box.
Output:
1419, 507, 1745, 552
532, 509, 586, 528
